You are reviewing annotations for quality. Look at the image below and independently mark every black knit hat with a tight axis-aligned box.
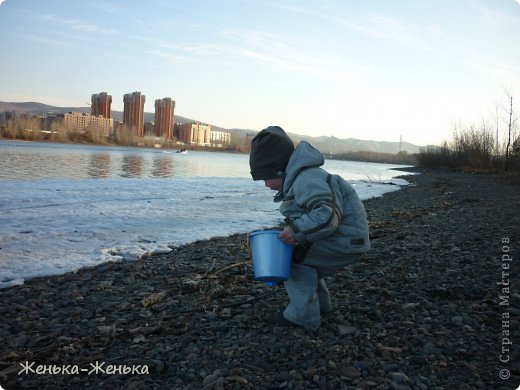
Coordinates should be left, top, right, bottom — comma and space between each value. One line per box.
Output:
249, 126, 294, 180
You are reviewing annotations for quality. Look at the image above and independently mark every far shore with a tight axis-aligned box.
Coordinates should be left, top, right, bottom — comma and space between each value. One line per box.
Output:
0, 136, 418, 165
0, 136, 246, 154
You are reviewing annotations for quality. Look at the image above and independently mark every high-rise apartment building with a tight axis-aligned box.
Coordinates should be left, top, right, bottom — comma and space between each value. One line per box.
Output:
91, 92, 112, 119
123, 92, 146, 137
154, 98, 175, 139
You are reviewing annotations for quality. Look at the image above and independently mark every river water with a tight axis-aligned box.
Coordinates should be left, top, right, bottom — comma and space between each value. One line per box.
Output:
0, 140, 412, 288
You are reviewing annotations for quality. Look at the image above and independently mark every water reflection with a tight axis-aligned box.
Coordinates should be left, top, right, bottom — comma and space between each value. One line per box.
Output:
0, 141, 251, 180
121, 156, 143, 178
1, 141, 409, 182
152, 156, 173, 177
89, 154, 111, 178
0, 150, 91, 179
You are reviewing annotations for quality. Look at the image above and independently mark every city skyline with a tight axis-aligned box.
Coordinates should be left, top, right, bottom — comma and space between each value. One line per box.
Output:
92, 91, 177, 139
0, 0, 519, 146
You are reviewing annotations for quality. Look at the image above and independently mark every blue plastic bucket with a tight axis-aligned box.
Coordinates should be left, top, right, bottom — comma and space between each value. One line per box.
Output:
249, 229, 293, 282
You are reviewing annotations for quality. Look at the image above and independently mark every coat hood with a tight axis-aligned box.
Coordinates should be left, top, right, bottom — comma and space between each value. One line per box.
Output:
283, 141, 324, 192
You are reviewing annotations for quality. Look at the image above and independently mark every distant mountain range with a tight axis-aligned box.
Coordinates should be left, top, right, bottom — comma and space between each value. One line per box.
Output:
0, 101, 424, 154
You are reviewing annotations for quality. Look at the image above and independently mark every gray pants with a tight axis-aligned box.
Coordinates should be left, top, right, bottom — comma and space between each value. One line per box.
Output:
282, 253, 361, 331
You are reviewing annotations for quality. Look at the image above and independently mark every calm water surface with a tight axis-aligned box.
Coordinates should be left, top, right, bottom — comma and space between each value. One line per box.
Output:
0, 140, 409, 181
0, 140, 251, 180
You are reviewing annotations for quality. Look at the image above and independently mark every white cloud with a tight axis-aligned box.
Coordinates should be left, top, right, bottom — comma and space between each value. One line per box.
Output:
34, 13, 117, 34
217, 29, 366, 83
25, 34, 74, 47
0, 0, 5, 5
92, 1, 118, 13
475, 3, 520, 24
145, 49, 187, 63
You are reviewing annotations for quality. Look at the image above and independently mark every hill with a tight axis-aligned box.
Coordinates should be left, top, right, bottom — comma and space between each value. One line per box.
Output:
0, 101, 195, 126
1, 101, 423, 154
229, 128, 421, 154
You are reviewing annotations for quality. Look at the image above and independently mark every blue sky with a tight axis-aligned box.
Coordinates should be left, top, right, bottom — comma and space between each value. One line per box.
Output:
1, 0, 519, 146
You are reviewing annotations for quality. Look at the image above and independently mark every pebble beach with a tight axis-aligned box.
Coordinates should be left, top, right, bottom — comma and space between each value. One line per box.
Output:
0, 168, 518, 389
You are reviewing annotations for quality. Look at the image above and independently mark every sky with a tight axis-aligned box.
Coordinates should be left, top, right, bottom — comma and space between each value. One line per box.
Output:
1, 0, 519, 146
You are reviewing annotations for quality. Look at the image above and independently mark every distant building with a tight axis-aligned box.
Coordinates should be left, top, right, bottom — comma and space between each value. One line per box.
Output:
41, 112, 61, 131
63, 112, 113, 135
0, 110, 16, 126
144, 122, 155, 136
154, 98, 175, 139
210, 130, 231, 147
91, 92, 112, 119
123, 92, 146, 137
176, 122, 211, 145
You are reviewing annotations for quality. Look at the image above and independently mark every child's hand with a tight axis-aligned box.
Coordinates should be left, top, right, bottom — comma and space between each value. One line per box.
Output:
279, 226, 297, 246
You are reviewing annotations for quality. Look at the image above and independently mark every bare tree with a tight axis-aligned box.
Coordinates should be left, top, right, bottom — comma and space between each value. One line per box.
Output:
505, 95, 513, 172
500, 86, 519, 172
113, 124, 136, 146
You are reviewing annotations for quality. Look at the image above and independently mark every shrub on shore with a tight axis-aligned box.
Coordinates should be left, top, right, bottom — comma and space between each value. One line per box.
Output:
327, 150, 418, 165
418, 129, 519, 173
418, 94, 519, 173
418, 124, 498, 170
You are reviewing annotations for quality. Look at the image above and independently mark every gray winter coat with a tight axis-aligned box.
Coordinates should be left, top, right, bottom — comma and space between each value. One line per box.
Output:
278, 141, 370, 257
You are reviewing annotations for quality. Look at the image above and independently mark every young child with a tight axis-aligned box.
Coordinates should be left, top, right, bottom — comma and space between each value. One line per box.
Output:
249, 126, 370, 330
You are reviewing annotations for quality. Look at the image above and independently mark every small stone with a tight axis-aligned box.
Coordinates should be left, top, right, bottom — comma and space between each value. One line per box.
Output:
276, 371, 290, 381
226, 376, 248, 385
127, 380, 147, 390
97, 280, 113, 289
411, 354, 427, 365
337, 325, 357, 336
303, 367, 317, 380
353, 361, 368, 371
206, 312, 218, 322
219, 308, 232, 318
381, 350, 393, 360
378, 345, 403, 354
202, 373, 220, 386
132, 334, 146, 343
383, 363, 400, 372
359, 381, 378, 388
214, 377, 225, 390
149, 359, 164, 373
451, 316, 463, 325
389, 372, 409, 384
341, 366, 361, 378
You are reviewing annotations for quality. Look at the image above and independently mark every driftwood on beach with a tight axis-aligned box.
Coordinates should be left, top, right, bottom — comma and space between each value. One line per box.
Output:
0, 168, 519, 389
